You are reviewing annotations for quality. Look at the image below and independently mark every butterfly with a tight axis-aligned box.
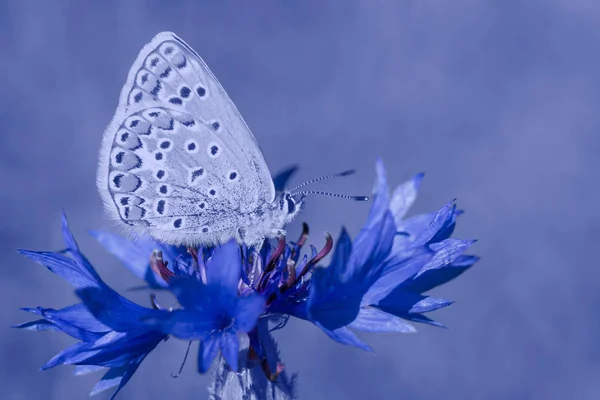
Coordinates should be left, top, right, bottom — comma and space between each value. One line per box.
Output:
97, 32, 366, 248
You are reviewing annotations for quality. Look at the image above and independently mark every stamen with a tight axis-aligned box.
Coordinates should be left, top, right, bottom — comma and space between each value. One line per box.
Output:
296, 232, 333, 281
289, 169, 356, 193
150, 251, 174, 283
258, 237, 286, 291
171, 341, 193, 378
290, 223, 309, 261
187, 246, 198, 263
285, 258, 296, 286
297, 222, 309, 247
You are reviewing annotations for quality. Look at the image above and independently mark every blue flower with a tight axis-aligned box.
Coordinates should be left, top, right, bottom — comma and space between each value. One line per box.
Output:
77, 239, 265, 373
15, 214, 168, 399
305, 159, 478, 350
16, 160, 477, 398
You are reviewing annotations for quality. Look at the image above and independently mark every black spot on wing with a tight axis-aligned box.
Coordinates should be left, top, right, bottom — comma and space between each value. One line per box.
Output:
159, 67, 172, 79
151, 81, 162, 96
157, 200, 165, 215
180, 87, 191, 98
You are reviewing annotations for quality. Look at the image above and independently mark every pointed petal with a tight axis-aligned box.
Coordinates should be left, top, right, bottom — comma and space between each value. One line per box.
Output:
233, 293, 265, 333
141, 308, 220, 340
330, 228, 352, 281
76, 287, 159, 332
401, 313, 447, 328
410, 201, 456, 247
377, 290, 453, 314
17, 304, 108, 341
389, 172, 424, 222
13, 318, 60, 332
90, 230, 171, 288
167, 277, 214, 311
206, 239, 242, 295
198, 336, 220, 373
42, 341, 94, 370
315, 323, 373, 352
61, 213, 102, 282
60, 330, 163, 368
363, 247, 433, 304
89, 355, 147, 400
73, 365, 105, 376
403, 255, 479, 293
416, 239, 475, 277
350, 307, 417, 333
18, 250, 101, 289
220, 333, 240, 372
89, 365, 126, 395
351, 160, 390, 260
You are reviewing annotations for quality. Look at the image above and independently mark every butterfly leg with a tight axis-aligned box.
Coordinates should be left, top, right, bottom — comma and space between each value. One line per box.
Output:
236, 227, 247, 243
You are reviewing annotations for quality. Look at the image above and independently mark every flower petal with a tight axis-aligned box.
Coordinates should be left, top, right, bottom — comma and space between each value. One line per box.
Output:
315, 323, 373, 352
90, 355, 147, 400
404, 255, 479, 293
17, 250, 101, 289
141, 309, 222, 340
403, 256, 479, 293
17, 304, 108, 341
416, 239, 475, 277
73, 365, 105, 376
90, 230, 172, 288
233, 293, 265, 333
198, 336, 220, 373
377, 290, 453, 315
76, 287, 161, 332
410, 201, 456, 247
389, 172, 424, 222
328, 228, 352, 282
13, 318, 60, 333
350, 307, 417, 333
77, 331, 164, 368
220, 332, 240, 372
206, 239, 242, 295
363, 247, 433, 305
61, 212, 103, 282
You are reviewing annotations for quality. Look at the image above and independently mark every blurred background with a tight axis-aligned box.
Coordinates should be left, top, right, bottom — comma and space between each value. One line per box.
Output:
2, 1, 599, 399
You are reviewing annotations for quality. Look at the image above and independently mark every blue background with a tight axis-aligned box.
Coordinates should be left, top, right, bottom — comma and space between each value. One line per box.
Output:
2, 1, 598, 399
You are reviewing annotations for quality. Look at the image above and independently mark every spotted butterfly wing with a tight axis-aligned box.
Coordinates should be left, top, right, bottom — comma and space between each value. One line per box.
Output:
97, 32, 276, 246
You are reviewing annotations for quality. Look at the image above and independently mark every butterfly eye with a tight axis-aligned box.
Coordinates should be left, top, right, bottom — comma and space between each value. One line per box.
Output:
286, 195, 296, 214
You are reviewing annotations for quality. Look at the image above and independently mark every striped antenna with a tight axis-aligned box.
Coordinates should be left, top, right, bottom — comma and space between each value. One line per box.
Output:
289, 169, 356, 193
294, 190, 369, 201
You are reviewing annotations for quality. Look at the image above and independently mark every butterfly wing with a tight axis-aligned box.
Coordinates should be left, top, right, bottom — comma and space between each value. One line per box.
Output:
97, 32, 276, 245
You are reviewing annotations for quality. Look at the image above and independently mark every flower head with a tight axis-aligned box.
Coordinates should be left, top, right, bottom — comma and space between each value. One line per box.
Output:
16, 160, 478, 398
15, 214, 167, 399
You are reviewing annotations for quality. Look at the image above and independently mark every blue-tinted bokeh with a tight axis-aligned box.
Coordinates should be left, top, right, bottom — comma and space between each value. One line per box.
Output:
2, 1, 598, 399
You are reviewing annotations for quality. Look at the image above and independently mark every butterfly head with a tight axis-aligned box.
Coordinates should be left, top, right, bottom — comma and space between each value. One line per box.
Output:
278, 191, 303, 223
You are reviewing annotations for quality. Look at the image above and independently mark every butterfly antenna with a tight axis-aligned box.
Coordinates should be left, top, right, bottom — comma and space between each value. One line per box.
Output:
289, 169, 356, 193
294, 190, 369, 201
